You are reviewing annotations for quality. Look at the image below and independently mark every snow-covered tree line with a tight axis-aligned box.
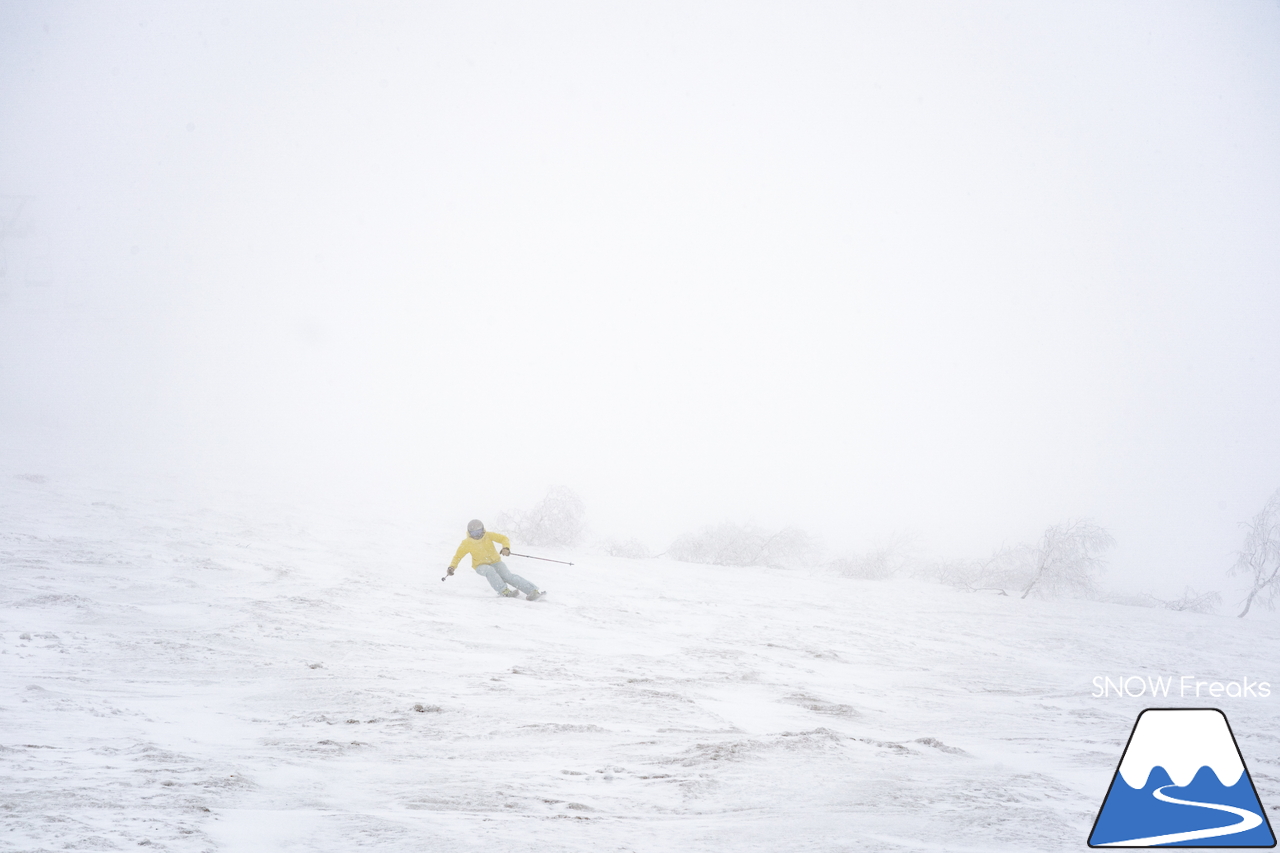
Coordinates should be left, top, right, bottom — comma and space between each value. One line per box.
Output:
497, 485, 1280, 613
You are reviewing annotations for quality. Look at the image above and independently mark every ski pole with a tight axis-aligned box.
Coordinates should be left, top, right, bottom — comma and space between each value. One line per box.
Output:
508, 552, 574, 565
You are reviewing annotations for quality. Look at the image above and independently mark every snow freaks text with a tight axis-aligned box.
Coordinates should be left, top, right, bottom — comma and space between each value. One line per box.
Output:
1091, 676, 1272, 699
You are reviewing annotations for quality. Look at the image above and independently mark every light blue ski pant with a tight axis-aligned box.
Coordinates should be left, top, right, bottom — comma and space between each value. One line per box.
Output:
475, 560, 537, 595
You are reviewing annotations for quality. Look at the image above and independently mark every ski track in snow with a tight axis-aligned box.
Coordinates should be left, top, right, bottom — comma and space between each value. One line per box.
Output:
2, 477, 1279, 852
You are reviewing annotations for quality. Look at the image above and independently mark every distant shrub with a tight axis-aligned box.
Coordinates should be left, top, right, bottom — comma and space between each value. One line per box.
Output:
496, 486, 585, 548
1092, 587, 1220, 614
1092, 591, 1159, 609
667, 523, 818, 569
600, 537, 651, 559
929, 545, 1034, 595
830, 554, 893, 580
1154, 587, 1222, 614
831, 533, 919, 580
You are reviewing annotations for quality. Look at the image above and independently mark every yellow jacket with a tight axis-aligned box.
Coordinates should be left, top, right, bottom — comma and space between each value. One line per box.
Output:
450, 531, 511, 570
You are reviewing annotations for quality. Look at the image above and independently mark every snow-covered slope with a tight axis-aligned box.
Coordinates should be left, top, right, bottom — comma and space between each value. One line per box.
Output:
2, 476, 1279, 852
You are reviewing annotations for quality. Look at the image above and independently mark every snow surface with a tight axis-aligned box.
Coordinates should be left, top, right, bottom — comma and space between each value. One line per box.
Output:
1117, 709, 1245, 788
3, 476, 1280, 852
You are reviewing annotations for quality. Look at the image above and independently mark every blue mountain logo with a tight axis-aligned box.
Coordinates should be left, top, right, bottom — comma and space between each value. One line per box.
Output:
1089, 708, 1276, 847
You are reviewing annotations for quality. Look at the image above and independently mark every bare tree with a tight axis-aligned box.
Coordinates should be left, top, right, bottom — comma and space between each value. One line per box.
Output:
756, 527, 820, 569
1231, 488, 1280, 618
1019, 519, 1115, 600
496, 485, 586, 548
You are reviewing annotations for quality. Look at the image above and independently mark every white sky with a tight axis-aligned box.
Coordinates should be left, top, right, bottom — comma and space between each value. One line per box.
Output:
1, 1, 1278, 593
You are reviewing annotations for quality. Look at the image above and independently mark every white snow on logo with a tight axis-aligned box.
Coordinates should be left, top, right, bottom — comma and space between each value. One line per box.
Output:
1117, 709, 1244, 789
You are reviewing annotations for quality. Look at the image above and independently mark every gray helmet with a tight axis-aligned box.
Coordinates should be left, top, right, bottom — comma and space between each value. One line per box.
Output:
467, 519, 485, 539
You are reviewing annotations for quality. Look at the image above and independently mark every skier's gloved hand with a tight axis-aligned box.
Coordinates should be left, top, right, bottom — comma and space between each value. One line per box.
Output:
446, 566, 456, 576
500, 547, 510, 556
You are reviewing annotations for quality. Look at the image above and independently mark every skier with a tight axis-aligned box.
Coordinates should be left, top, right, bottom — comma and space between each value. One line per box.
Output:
445, 519, 543, 600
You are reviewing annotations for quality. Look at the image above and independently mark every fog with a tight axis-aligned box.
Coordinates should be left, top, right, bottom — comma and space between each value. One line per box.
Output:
2, 2, 1278, 594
